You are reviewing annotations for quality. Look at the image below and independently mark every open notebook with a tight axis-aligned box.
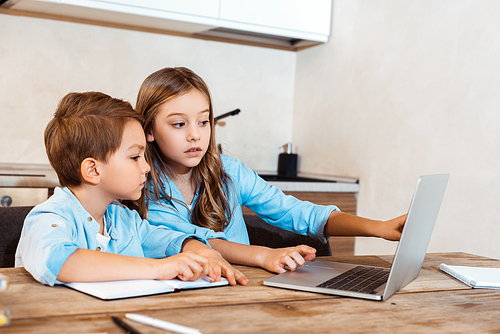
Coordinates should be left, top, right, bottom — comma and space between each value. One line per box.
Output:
65, 276, 228, 300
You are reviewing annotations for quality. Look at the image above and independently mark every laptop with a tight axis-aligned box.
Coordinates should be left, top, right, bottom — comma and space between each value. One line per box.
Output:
264, 174, 449, 301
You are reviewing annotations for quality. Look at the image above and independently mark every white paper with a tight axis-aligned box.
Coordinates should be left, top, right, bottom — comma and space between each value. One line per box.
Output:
440, 263, 500, 288
65, 276, 228, 299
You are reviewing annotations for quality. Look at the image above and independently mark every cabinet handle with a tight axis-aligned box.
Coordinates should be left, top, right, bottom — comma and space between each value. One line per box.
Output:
1, 196, 13, 207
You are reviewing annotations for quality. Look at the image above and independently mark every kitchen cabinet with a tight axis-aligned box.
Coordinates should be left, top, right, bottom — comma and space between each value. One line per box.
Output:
0, 163, 58, 207
0, 0, 332, 50
101, 0, 220, 20
219, 0, 332, 43
0, 188, 49, 207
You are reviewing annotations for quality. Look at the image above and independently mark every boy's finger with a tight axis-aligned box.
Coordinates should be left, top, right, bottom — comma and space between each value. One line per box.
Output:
222, 266, 237, 286
209, 260, 222, 281
177, 264, 195, 281
205, 263, 217, 281
234, 269, 249, 285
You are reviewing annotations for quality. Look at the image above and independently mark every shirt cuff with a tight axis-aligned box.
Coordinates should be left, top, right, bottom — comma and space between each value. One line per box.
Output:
165, 234, 210, 257
313, 205, 340, 244
45, 243, 79, 286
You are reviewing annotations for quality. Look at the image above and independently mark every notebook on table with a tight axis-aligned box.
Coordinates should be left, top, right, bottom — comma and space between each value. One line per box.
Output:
439, 264, 500, 289
264, 174, 449, 301
65, 276, 228, 300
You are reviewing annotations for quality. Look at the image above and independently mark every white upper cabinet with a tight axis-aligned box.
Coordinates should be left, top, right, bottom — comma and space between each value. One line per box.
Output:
219, 0, 332, 42
1, 0, 332, 50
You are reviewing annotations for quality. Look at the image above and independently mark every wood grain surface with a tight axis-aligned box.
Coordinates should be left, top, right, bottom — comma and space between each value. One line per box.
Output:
1, 253, 499, 333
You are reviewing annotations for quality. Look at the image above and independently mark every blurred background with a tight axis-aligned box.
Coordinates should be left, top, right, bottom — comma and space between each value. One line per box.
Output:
1, 0, 499, 259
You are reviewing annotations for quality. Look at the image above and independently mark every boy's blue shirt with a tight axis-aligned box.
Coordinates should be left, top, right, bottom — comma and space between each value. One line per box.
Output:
15, 187, 207, 286
147, 155, 339, 244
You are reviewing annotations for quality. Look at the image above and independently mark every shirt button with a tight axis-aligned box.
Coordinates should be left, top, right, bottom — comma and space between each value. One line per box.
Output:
51, 224, 57, 227
87, 217, 92, 222
96, 247, 101, 252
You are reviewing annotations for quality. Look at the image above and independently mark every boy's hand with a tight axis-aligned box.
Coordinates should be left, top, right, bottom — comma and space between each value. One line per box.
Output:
193, 246, 249, 286
377, 214, 407, 241
182, 239, 249, 286
156, 251, 212, 281
260, 245, 317, 274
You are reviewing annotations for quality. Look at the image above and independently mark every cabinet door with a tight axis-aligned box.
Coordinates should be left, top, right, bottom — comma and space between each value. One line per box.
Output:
36, 0, 219, 30
219, 0, 332, 41
0, 188, 49, 207
99, 0, 220, 19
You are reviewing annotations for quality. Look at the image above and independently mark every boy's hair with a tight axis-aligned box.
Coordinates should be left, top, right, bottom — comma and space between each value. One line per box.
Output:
135, 67, 232, 232
45, 91, 144, 188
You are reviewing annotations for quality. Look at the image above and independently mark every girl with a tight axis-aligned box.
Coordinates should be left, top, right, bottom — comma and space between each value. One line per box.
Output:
134, 67, 406, 284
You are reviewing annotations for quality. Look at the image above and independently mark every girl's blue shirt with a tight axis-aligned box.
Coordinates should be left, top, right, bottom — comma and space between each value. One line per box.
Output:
146, 155, 339, 244
15, 187, 208, 286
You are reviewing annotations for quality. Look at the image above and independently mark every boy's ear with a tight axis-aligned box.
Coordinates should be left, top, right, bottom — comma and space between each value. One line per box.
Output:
80, 158, 100, 185
146, 129, 155, 142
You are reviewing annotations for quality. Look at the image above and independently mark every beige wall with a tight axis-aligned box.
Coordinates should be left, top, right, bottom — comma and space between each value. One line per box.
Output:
2, 1, 499, 259
0, 13, 295, 171
294, 0, 500, 258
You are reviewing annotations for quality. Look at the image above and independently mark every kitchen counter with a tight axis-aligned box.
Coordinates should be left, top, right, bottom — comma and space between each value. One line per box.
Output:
257, 171, 359, 193
0, 163, 59, 188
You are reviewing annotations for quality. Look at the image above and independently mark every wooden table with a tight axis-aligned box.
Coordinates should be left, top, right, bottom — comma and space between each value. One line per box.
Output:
1, 252, 500, 333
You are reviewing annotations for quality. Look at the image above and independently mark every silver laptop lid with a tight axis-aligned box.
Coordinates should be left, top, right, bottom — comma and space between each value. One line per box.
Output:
382, 174, 449, 299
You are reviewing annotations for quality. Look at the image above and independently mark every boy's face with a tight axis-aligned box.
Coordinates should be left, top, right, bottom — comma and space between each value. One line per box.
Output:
146, 89, 211, 175
98, 120, 150, 201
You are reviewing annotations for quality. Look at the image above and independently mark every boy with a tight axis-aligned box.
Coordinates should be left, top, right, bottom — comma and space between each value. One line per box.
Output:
15, 91, 246, 286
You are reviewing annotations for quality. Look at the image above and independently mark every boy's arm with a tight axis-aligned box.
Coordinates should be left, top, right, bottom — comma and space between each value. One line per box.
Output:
324, 211, 407, 241
181, 239, 249, 285
207, 238, 316, 274
56, 248, 212, 283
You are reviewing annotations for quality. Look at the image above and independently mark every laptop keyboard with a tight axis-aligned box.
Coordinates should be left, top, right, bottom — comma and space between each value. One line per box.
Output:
316, 266, 390, 294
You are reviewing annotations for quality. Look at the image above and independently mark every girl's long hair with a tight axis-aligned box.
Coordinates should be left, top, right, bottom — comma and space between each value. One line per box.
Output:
134, 67, 232, 232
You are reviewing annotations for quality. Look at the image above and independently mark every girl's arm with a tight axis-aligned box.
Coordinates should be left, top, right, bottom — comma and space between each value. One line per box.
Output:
208, 238, 317, 274
56, 249, 213, 283
324, 211, 407, 241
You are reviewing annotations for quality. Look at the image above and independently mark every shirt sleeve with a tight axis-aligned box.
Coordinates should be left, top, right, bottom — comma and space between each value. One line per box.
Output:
227, 157, 339, 243
146, 201, 229, 243
16, 208, 79, 286
133, 208, 215, 257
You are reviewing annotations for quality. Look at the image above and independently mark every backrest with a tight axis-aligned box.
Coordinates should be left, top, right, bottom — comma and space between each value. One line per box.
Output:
0, 206, 33, 268
0, 207, 332, 268
243, 214, 331, 256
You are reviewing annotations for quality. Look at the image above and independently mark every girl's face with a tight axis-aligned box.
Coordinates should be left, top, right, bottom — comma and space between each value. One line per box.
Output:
147, 89, 211, 176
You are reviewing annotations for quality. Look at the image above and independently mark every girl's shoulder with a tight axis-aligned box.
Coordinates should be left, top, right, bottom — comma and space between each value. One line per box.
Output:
220, 154, 239, 166
220, 154, 253, 169
220, 154, 253, 177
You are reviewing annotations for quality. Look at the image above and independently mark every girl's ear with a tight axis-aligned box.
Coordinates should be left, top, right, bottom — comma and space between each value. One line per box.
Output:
80, 158, 100, 185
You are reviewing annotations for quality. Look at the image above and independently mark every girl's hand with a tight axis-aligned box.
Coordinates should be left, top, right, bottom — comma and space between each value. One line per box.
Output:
156, 251, 212, 281
260, 245, 317, 274
376, 214, 407, 241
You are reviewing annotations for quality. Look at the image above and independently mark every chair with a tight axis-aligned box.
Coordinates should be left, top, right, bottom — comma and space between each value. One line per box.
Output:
0, 207, 331, 268
244, 214, 331, 256
0, 206, 33, 268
